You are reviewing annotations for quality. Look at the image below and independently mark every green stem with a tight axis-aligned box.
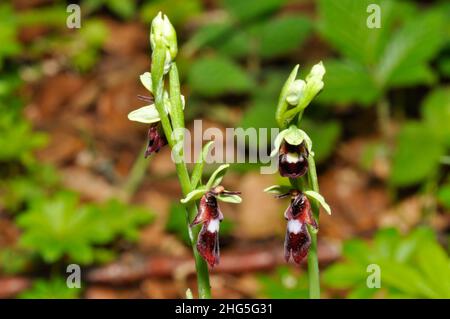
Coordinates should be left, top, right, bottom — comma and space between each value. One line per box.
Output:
151, 44, 211, 298
121, 143, 150, 203
306, 155, 320, 299
376, 97, 390, 141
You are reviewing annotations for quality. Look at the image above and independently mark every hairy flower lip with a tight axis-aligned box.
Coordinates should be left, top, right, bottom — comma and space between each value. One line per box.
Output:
278, 141, 309, 178
190, 187, 240, 267
284, 192, 317, 264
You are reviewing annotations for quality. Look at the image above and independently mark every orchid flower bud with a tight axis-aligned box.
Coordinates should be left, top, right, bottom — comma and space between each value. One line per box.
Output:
286, 79, 306, 105
144, 124, 168, 158
284, 192, 317, 264
304, 62, 325, 100
150, 12, 178, 60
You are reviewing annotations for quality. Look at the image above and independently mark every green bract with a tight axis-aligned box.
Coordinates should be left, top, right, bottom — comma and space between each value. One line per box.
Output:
180, 187, 207, 204
263, 185, 293, 195
304, 62, 325, 102
270, 125, 313, 157
304, 190, 331, 215
216, 194, 242, 204
206, 164, 230, 189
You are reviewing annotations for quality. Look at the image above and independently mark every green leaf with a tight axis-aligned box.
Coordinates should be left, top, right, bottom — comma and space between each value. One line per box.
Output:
318, 0, 400, 65
317, 59, 380, 106
259, 15, 311, 58
415, 239, 450, 298
390, 122, 444, 186
304, 190, 331, 214
180, 187, 207, 204
191, 141, 214, 189
322, 263, 366, 289
206, 164, 230, 189
222, 0, 286, 22
188, 56, 254, 97
216, 194, 242, 204
263, 185, 292, 195
19, 277, 80, 299
107, 0, 136, 19
422, 87, 450, 146
217, 29, 251, 58
375, 10, 446, 88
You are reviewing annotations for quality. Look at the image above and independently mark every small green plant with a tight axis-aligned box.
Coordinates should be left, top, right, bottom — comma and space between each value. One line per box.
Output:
323, 228, 450, 299
17, 192, 153, 265
264, 63, 331, 299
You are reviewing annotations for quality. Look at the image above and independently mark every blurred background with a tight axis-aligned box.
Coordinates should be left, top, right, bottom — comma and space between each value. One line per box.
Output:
0, 0, 449, 299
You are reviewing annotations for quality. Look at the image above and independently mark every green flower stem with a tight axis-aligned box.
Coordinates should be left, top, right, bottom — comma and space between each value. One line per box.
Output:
306, 155, 320, 299
122, 143, 151, 202
151, 43, 211, 299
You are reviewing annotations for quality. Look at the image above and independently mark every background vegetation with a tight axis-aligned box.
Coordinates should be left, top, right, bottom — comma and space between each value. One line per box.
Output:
0, 0, 448, 299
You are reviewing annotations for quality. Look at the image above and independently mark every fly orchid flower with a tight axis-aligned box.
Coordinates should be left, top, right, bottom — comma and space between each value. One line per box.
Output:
181, 164, 241, 267
264, 186, 331, 265
271, 125, 313, 178
282, 191, 317, 264
128, 72, 185, 125
190, 186, 241, 267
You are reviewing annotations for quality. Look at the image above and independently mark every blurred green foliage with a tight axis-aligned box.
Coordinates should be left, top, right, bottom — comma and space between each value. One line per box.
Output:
391, 87, 450, 186
317, 0, 447, 105
19, 277, 80, 299
166, 202, 233, 245
17, 193, 153, 264
323, 228, 450, 298
0, 0, 448, 299
258, 266, 309, 299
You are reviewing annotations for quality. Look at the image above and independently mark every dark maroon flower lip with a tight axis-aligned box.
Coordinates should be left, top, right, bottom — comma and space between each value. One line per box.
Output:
190, 187, 241, 267
278, 141, 309, 178
283, 192, 317, 264
144, 124, 167, 158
